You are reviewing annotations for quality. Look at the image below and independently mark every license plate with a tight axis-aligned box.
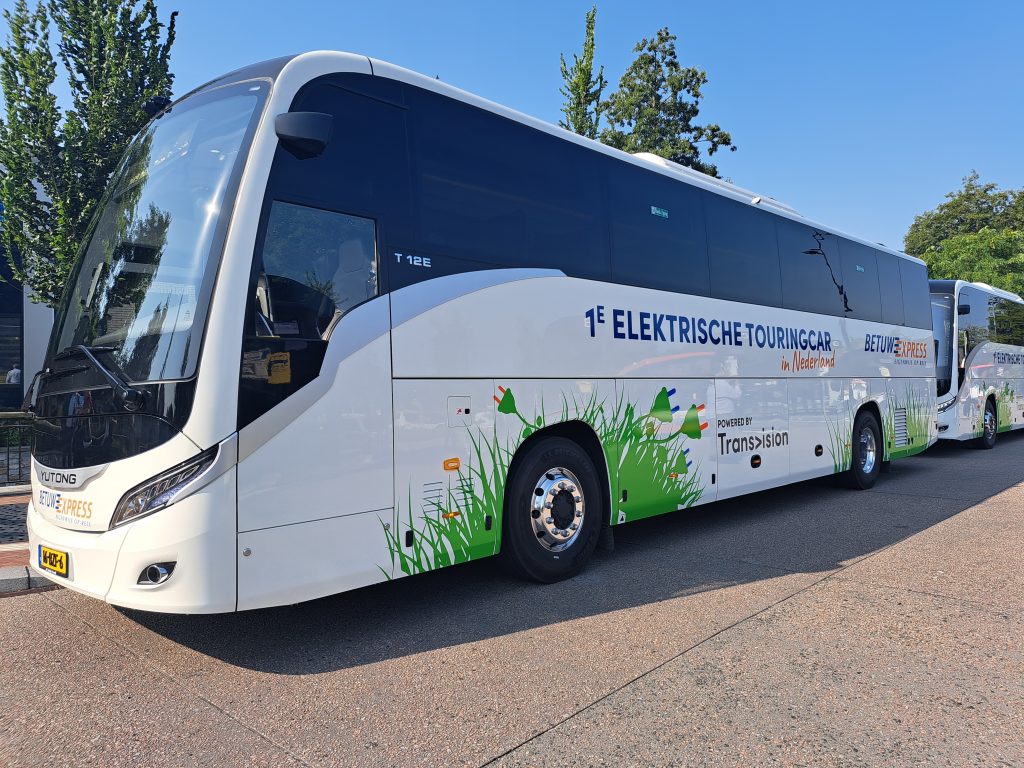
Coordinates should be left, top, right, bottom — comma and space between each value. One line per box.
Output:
39, 545, 69, 578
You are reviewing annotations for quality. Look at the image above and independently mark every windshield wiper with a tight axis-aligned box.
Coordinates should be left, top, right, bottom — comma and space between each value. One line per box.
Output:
53, 345, 145, 412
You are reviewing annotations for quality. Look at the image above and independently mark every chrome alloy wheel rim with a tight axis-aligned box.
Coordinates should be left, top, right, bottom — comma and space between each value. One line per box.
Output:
859, 427, 877, 474
529, 467, 585, 552
984, 405, 996, 441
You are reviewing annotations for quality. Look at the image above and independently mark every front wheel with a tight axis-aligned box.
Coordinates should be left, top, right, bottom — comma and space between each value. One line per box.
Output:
845, 410, 882, 489
974, 399, 997, 450
499, 436, 603, 583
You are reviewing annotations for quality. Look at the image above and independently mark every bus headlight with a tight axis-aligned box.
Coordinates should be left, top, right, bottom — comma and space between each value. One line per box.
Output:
110, 448, 218, 529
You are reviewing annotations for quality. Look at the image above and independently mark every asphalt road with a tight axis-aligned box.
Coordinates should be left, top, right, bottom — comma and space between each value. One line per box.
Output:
2, 434, 1022, 767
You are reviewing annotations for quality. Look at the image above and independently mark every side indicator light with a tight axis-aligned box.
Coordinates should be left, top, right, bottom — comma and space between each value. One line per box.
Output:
443, 458, 461, 472
442, 511, 461, 520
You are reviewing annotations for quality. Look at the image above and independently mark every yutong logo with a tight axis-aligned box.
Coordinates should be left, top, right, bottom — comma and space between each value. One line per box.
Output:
38, 469, 78, 486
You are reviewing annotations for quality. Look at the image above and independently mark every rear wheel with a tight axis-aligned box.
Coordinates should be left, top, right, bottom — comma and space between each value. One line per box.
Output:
845, 410, 882, 489
974, 398, 997, 450
499, 436, 602, 583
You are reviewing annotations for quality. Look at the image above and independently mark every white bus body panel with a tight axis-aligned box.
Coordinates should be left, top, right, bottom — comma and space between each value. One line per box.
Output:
234, 298, 395, 606
938, 344, 1024, 440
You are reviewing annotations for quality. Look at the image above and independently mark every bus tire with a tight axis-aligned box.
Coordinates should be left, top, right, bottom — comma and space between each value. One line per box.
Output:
499, 436, 602, 583
974, 398, 997, 450
845, 410, 882, 490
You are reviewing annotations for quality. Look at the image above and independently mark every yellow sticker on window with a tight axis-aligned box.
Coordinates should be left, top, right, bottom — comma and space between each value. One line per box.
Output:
267, 351, 292, 385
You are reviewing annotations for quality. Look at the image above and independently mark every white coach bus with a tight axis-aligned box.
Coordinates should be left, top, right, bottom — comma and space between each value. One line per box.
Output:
26, 52, 936, 613
931, 279, 1024, 447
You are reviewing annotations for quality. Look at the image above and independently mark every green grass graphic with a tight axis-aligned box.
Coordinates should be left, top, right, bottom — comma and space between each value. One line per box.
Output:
885, 385, 932, 460
827, 416, 853, 474
997, 382, 1015, 432
383, 384, 707, 575
381, 429, 508, 578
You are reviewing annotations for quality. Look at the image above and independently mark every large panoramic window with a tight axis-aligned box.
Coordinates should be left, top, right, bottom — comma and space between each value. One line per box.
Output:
50, 81, 266, 383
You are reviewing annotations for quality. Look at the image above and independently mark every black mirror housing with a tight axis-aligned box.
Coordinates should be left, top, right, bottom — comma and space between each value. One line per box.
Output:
275, 112, 333, 159
957, 304, 971, 316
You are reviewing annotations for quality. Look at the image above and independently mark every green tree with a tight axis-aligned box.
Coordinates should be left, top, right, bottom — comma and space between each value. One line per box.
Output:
599, 28, 735, 177
904, 171, 1023, 256
558, 5, 606, 139
921, 228, 1024, 297
0, 0, 176, 306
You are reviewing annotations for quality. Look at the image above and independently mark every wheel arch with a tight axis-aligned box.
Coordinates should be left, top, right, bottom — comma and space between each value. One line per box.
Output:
504, 419, 613, 532
857, 399, 885, 459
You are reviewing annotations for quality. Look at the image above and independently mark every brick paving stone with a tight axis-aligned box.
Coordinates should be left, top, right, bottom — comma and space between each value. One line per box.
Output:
0, 549, 28, 568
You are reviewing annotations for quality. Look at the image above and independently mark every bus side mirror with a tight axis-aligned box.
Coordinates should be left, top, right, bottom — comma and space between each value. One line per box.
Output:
275, 112, 333, 159
957, 304, 971, 315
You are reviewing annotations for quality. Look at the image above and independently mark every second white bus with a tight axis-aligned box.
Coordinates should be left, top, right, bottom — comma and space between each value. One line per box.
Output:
931, 279, 1024, 447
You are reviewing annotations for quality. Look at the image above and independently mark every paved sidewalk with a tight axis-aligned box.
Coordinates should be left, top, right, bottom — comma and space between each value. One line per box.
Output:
1, 435, 1022, 767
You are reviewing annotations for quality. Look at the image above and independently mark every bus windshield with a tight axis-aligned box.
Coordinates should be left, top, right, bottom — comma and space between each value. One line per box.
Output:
931, 292, 954, 397
50, 81, 267, 383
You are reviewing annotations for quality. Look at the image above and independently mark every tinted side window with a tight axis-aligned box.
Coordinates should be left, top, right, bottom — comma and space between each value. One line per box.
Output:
958, 286, 992, 356
239, 205, 378, 428
261, 202, 377, 337
899, 259, 932, 329
705, 194, 782, 307
266, 78, 413, 292
410, 88, 608, 280
609, 164, 709, 296
876, 251, 905, 326
777, 219, 846, 316
838, 240, 881, 322
991, 296, 1024, 347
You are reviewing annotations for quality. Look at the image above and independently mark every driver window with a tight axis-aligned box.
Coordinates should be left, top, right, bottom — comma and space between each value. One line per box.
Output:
239, 201, 378, 428
257, 201, 377, 339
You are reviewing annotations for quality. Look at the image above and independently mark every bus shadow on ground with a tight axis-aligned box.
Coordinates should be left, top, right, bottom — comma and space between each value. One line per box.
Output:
125, 431, 1024, 674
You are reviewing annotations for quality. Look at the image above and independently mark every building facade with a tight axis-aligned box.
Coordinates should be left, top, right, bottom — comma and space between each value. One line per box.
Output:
0, 255, 53, 411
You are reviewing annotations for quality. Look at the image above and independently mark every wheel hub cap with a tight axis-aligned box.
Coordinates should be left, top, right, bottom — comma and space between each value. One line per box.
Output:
859, 427, 877, 474
530, 467, 585, 552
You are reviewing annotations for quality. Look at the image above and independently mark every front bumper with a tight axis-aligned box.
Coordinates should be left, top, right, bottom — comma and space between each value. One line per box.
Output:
27, 468, 238, 614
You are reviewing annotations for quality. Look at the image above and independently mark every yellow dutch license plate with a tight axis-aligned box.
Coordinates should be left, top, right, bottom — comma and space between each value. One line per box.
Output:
39, 545, 69, 578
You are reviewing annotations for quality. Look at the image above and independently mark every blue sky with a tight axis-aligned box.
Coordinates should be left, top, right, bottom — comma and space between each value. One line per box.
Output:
4, 0, 1023, 251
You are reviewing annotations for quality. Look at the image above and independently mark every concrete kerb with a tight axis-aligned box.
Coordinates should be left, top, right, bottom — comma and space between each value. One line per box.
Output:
0, 564, 29, 592
0, 562, 58, 598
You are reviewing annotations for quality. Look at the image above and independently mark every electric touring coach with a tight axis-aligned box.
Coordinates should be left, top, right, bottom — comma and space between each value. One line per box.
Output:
26, 51, 936, 613
931, 279, 1024, 447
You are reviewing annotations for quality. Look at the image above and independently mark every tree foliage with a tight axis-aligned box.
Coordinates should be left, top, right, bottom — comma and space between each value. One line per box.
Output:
599, 28, 735, 177
558, 5, 606, 140
922, 228, 1024, 297
0, 0, 176, 306
904, 171, 1023, 256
